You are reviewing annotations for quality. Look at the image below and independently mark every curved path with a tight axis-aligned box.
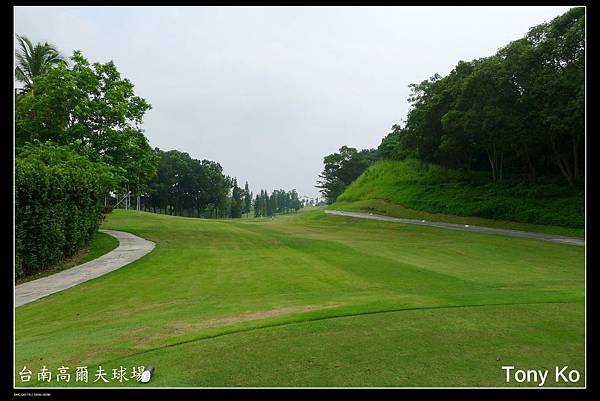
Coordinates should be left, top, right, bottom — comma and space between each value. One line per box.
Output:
15, 230, 155, 307
325, 210, 584, 246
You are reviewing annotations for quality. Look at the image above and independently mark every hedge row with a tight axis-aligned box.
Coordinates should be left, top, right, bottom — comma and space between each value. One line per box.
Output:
15, 143, 119, 278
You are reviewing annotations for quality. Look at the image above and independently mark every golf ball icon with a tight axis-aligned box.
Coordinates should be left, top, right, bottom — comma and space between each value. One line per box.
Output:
141, 366, 155, 383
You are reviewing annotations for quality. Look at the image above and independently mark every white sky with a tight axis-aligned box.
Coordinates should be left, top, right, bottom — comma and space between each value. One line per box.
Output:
14, 6, 573, 198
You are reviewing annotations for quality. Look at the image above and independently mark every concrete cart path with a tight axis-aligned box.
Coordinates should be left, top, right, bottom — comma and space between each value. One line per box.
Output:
325, 210, 584, 246
15, 229, 155, 307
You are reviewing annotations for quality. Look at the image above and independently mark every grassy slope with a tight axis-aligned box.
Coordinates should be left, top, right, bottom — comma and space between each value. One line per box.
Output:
15, 209, 584, 387
16, 231, 119, 284
331, 159, 584, 237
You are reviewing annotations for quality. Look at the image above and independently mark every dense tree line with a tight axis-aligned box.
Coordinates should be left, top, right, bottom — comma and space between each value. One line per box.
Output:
136, 149, 257, 219
379, 8, 584, 185
316, 146, 379, 204
253, 189, 302, 217
139, 150, 303, 218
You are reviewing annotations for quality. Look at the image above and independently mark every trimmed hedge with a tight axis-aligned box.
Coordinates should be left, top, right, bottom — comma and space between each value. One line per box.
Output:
15, 143, 119, 278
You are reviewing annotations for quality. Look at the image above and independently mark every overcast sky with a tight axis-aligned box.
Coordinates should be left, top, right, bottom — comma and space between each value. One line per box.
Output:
14, 6, 572, 198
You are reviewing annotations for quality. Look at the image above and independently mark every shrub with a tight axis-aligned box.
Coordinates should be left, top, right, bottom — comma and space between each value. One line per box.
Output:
15, 142, 120, 278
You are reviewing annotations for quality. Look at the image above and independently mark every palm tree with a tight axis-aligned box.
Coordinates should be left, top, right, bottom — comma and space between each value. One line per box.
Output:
15, 34, 67, 94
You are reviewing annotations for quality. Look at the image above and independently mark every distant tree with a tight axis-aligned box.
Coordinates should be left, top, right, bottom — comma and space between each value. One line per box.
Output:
378, 125, 403, 160
316, 146, 379, 203
261, 190, 268, 216
254, 194, 261, 217
205, 162, 231, 218
289, 189, 301, 211
230, 178, 243, 218
243, 181, 252, 217
267, 191, 274, 217
144, 149, 232, 218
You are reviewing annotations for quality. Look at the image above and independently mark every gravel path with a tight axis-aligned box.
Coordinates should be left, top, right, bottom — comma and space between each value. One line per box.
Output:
15, 229, 155, 307
325, 210, 584, 246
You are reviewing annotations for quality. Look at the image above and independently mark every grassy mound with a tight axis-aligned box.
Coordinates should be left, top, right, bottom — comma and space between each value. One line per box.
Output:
332, 159, 584, 234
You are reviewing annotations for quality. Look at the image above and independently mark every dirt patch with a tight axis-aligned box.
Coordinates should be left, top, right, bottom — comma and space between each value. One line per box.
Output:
166, 304, 341, 336
175, 304, 343, 331
116, 303, 343, 349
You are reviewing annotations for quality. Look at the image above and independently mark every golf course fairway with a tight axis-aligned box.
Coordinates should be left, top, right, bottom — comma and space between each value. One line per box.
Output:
15, 208, 585, 387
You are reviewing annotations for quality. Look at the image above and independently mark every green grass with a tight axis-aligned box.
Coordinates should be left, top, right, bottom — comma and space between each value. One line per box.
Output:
16, 231, 119, 284
332, 159, 584, 237
83, 230, 120, 262
15, 209, 584, 387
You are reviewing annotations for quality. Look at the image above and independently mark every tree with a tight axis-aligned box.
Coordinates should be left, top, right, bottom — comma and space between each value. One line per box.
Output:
289, 189, 301, 211
261, 190, 268, 216
204, 162, 231, 218
243, 181, 252, 217
16, 50, 156, 194
143, 149, 235, 218
15, 34, 67, 94
458, 56, 520, 181
187, 159, 210, 217
525, 7, 584, 185
316, 146, 378, 203
267, 191, 275, 216
372, 7, 583, 185
230, 179, 243, 218
254, 194, 261, 217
